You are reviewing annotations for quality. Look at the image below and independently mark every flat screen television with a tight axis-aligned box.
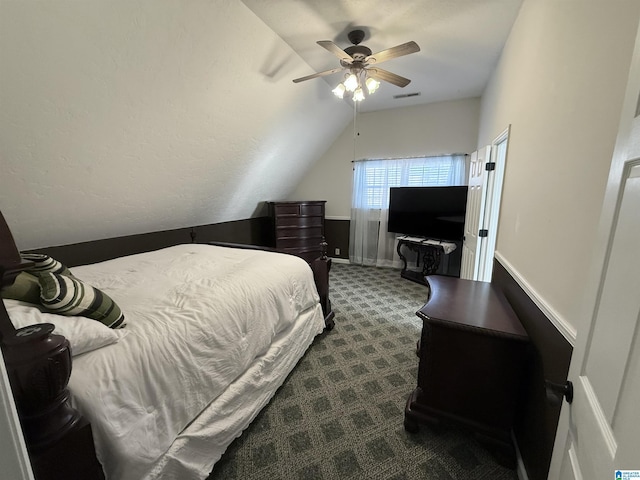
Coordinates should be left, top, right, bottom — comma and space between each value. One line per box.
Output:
387, 186, 468, 241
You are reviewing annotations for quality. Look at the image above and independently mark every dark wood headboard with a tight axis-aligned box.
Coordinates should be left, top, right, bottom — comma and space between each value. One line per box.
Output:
491, 259, 573, 480
0, 212, 32, 291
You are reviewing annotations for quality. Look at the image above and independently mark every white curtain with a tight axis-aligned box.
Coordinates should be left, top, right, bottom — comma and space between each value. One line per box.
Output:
350, 155, 467, 267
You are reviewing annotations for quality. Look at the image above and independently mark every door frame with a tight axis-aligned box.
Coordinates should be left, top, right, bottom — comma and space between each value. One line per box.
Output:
0, 349, 35, 480
477, 125, 510, 282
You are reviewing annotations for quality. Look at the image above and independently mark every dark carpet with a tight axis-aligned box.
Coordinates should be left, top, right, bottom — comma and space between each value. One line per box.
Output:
208, 263, 518, 480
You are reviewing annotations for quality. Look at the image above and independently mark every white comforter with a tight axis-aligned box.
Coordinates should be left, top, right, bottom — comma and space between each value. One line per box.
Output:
68, 244, 324, 480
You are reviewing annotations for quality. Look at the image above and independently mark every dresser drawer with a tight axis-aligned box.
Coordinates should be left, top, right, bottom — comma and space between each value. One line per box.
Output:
275, 215, 323, 228
300, 204, 324, 216
272, 204, 301, 216
272, 203, 325, 218
276, 235, 323, 249
275, 226, 323, 240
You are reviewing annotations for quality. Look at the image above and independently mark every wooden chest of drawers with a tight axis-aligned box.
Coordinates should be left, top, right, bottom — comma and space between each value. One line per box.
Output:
268, 201, 326, 264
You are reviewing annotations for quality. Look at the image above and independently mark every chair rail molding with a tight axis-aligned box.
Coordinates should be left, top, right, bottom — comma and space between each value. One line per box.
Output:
494, 251, 577, 346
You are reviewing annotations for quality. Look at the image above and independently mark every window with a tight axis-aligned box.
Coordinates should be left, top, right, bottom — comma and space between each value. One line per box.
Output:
354, 155, 466, 209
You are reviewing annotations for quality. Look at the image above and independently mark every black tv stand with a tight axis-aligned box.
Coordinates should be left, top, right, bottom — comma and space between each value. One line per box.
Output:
396, 236, 458, 285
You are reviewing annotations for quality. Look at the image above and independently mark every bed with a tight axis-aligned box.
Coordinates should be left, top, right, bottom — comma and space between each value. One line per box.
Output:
0, 211, 331, 480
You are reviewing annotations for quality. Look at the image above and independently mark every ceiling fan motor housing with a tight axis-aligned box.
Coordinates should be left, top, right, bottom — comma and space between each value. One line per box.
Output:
344, 45, 372, 62
344, 30, 371, 63
347, 29, 366, 45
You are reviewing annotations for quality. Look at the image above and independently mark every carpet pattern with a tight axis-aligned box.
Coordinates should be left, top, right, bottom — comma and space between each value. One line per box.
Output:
209, 264, 518, 480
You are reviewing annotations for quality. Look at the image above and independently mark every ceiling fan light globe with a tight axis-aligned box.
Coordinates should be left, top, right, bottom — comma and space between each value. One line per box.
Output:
366, 77, 380, 94
332, 83, 346, 98
353, 87, 365, 102
344, 73, 359, 92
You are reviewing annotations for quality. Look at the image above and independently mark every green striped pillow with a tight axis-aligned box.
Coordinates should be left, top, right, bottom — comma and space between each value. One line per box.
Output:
1, 271, 41, 305
38, 273, 125, 329
22, 253, 73, 277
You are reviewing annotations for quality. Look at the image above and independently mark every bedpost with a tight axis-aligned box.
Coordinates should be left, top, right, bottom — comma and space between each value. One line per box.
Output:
320, 236, 328, 260
312, 237, 335, 330
0, 211, 104, 479
1, 212, 81, 446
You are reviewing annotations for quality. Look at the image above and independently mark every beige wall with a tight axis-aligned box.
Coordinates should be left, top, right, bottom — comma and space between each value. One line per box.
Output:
478, 0, 640, 337
0, 0, 351, 250
290, 97, 481, 218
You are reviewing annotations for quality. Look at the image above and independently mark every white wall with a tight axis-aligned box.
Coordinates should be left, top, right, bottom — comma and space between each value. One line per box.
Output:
478, 0, 640, 338
290, 97, 481, 218
0, 0, 352, 250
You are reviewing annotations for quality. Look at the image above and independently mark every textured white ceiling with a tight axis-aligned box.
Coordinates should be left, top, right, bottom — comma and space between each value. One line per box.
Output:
242, 0, 524, 112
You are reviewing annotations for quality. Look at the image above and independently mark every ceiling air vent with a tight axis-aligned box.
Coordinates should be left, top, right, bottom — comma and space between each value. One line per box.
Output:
393, 92, 421, 99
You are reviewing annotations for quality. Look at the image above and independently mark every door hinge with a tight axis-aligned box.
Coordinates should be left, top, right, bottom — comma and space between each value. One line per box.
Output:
478, 229, 489, 237
485, 162, 496, 171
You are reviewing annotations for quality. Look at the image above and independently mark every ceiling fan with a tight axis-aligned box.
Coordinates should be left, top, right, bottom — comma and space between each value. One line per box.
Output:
293, 29, 420, 100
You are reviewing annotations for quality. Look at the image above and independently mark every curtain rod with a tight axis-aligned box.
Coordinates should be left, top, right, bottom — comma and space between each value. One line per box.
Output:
351, 153, 469, 163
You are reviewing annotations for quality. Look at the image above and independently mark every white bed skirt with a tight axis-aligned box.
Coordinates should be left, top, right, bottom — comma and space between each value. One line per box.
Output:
147, 304, 324, 479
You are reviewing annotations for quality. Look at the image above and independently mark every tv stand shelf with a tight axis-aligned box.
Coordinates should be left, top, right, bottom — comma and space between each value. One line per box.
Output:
396, 236, 457, 285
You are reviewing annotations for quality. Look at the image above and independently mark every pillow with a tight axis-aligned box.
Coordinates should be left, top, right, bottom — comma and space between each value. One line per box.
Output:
1, 254, 73, 304
38, 272, 126, 329
1, 271, 41, 305
21, 253, 73, 277
3, 299, 128, 356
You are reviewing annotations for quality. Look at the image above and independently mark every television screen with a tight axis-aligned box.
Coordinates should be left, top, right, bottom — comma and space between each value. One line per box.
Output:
387, 186, 468, 240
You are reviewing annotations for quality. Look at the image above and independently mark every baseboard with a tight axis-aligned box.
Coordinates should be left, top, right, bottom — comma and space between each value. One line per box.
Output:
494, 251, 576, 346
330, 257, 350, 264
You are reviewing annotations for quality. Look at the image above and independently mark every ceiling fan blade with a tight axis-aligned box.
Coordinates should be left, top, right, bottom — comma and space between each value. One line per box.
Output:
367, 68, 411, 88
365, 41, 420, 64
292, 67, 344, 83
317, 40, 353, 63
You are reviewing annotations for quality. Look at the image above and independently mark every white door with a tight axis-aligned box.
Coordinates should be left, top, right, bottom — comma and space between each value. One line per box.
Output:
548, 23, 640, 480
460, 147, 490, 280
477, 130, 509, 282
